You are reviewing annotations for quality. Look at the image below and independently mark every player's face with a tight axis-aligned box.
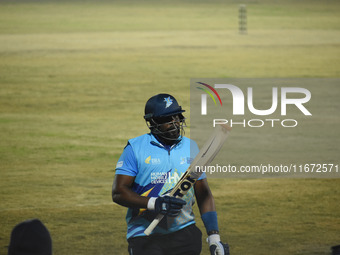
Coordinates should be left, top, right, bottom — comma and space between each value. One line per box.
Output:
154, 115, 182, 140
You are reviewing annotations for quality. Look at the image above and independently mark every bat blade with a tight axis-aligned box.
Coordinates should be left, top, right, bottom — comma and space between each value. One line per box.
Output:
144, 124, 231, 236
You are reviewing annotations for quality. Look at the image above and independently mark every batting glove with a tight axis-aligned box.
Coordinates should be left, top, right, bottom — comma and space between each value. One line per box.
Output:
148, 196, 186, 217
208, 234, 230, 255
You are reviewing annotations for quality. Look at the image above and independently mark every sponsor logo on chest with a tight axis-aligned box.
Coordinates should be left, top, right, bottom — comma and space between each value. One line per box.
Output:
145, 156, 161, 165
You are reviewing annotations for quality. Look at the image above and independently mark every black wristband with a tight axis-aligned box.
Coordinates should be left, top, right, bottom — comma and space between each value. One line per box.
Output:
207, 230, 219, 235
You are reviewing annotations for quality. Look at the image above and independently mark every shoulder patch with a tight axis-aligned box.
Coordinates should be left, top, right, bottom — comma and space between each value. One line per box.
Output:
116, 161, 123, 168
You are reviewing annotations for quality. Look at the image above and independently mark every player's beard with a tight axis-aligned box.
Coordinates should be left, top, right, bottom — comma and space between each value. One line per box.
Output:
153, 121, 185, 145
161, 123, 181, 141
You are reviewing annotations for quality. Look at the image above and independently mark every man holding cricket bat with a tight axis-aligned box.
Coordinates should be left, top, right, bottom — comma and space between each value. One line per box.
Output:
112, 93, 229, 255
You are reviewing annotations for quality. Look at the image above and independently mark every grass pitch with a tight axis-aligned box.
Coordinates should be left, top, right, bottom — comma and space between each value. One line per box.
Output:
0, 0, 339, 254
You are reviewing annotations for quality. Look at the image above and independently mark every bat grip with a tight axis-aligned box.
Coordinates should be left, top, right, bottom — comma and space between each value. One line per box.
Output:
144, 213, 164, 236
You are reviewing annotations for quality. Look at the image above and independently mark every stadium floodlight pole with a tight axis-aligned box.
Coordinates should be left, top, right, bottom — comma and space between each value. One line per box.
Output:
239, 4, 247, 34
144, 124, 232, 236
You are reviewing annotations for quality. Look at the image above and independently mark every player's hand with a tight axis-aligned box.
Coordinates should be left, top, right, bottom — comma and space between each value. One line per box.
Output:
208, 234, 230, 255
151, 196, 186, 217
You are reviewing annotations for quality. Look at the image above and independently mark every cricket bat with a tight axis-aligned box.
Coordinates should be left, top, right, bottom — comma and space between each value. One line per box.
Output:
144, 124, 231, 236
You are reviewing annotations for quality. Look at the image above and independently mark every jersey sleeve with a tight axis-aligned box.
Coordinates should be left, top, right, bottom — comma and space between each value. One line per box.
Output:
115, 143, 138, 177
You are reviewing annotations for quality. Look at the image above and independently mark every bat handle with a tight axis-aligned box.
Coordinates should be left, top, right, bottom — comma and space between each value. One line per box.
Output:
144, 214, 164, 236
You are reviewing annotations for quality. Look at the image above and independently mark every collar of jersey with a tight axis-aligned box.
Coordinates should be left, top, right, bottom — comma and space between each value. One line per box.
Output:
149, 133, 182, 150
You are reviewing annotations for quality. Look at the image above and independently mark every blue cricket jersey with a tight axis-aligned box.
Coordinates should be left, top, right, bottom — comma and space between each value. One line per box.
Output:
115, 133, 206, 239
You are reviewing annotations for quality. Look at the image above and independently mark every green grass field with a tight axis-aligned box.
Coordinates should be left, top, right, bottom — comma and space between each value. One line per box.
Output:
0, 0, 339, 254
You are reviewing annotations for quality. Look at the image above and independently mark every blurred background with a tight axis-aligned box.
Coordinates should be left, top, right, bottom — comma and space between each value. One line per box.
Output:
0, 0, 339, 254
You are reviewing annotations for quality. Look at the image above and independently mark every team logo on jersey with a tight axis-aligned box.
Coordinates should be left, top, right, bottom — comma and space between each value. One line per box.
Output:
164, 96, 173, 108
180, 157, 193, 164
